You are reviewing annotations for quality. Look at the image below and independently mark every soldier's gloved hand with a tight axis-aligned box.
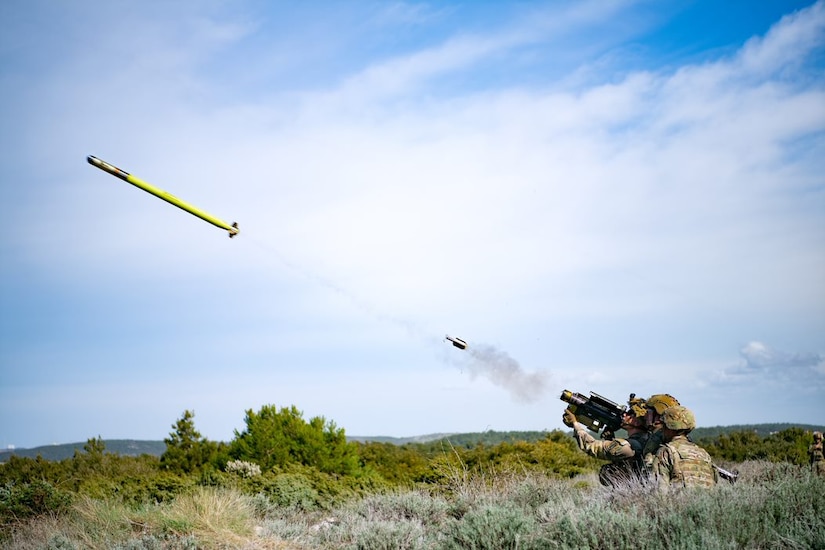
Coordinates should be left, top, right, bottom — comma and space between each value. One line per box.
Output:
602, 428, 615, 441
562, 409, 577, 428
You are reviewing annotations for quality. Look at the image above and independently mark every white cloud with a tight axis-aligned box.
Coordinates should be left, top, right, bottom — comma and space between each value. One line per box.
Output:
738, 0, 825, 75
714, 341, 825, 388
50, 0, 822, 354
2, 1, 824, 446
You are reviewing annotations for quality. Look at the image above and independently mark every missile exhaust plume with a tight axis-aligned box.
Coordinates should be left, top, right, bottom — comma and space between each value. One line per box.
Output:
466, 343, 549, 402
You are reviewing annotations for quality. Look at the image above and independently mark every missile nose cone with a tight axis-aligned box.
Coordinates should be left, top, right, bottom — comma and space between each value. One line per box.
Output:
445, 335, 468, 350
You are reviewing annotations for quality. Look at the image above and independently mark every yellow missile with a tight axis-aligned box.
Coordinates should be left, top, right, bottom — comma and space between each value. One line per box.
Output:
87, 155, 239, 238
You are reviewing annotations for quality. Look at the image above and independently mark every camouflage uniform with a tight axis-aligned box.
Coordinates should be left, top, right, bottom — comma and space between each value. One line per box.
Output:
568, 396, 650, 487
571, 426, 649, 487
642, 394, 680, 472
654, 406, 717, 493
810, 432, 825, 476
655, 435, 718, 492
571, 423, 645, 460
642, 428, 665, 471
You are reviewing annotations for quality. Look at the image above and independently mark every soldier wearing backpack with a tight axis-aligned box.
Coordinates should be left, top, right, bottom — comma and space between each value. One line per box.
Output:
653, 406, 718, 493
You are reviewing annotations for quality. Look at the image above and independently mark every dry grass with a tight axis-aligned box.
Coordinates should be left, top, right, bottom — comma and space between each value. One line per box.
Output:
4, 461, 823, 549
4, 487, 293, 550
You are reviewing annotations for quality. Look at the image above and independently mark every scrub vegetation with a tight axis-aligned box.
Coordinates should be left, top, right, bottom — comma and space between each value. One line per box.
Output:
1, 406, 822, 549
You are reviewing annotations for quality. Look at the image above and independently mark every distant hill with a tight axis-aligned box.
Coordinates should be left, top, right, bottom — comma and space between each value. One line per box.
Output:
403, 430, 555, 448
347, 433, 458, 445
381, 425, 825, 449
3, 424, 823, 463
691, 423, 825, 440
0, 440, 166, 462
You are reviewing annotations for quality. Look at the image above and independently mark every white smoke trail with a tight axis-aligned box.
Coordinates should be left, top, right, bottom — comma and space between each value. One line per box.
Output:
243, 236, 551, 403
466, 343, 550, 402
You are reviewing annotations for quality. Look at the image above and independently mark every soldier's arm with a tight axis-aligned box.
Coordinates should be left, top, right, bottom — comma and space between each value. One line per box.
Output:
654, 445, 674, 494
572, 423, 598, 452
572, 423, 611, 459
573, 423, 635, 461
603, 439, 636, 460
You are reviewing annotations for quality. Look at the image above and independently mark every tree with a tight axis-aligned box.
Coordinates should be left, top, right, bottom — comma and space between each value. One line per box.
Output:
83, 436, 106, 457
70, 436, 107, 478
229, 404, 361, 475
161, 410, 217, 473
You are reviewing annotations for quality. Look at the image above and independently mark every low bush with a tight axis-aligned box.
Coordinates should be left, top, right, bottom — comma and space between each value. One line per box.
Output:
440, 501, 536, 550
0, 480, 74, 523
4, 461, 824, 549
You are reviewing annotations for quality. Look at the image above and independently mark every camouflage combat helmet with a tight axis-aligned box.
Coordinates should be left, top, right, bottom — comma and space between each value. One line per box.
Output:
661, 406, 696, 431
646, 394, 680, 415
815, 431, 823, 441
627, 395, 648, 418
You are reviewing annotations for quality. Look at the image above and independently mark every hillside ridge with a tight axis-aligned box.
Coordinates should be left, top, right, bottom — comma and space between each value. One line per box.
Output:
3, 423, 823, 463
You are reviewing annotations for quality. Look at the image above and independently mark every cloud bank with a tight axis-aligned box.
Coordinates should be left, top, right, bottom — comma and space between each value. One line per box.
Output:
1, 1, 823, 447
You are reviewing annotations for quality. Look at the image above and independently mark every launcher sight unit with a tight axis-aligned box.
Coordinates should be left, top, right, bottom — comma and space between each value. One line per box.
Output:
560, 389, 628, 436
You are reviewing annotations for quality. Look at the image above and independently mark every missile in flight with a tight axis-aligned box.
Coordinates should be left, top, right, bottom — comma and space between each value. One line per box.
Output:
87, 155, 239, 238
445, 335, 468, 350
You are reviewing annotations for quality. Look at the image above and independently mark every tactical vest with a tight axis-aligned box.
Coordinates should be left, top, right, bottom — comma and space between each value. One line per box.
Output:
643, 429, 665, 471
663, 437, 716, 488
627, 432, 649, 456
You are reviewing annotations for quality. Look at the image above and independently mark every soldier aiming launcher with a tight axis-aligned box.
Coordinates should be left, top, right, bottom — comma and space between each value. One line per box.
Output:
561, 389, 740, 483
560, 389, 627, 436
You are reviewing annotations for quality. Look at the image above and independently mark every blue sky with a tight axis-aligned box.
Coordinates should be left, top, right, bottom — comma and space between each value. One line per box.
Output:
1, 0, 823, 449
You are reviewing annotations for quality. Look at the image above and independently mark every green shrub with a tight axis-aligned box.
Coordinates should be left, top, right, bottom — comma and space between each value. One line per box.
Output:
346, 519, 422, 550
76, 472, 192, 505
0, 480, 74, 523
111, 533, 199, 550
230, 404, 362, 476
262, 472, 320, 510
356, 442, 431, 486
44, 533, 78, 550
440, 502, 536, 550
355, 490, 449, 526
4, 461, 824, 549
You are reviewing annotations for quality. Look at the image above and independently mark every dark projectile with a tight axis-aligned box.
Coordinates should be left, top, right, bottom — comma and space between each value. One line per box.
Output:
445, 335, 468, 350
